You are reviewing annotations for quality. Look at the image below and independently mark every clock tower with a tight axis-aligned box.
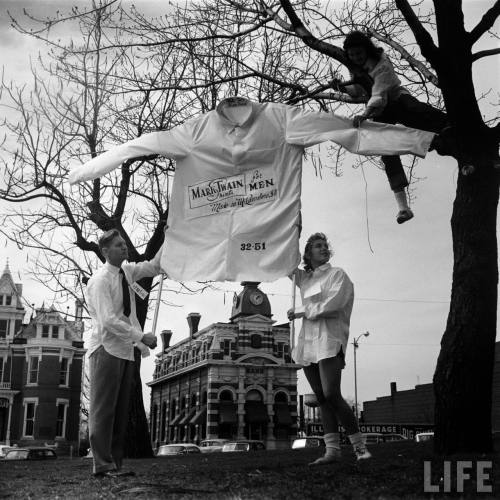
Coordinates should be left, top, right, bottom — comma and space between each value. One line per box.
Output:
230, 282, 271, 321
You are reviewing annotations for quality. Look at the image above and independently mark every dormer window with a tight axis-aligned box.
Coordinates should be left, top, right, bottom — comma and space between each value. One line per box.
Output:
41, 325, 50, 338
52, 326, 59, 339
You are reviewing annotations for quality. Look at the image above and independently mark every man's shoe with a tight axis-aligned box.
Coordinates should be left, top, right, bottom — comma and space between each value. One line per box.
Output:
94, 470, 136, 478
396, 208, 414, 224
354, 445, 372, 461
308, 449, 341, 466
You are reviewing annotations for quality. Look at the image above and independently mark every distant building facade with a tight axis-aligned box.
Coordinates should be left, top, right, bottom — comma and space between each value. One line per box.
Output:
0, 263, 86, 453
361, 342, 500, 438
148, 282, 300, 450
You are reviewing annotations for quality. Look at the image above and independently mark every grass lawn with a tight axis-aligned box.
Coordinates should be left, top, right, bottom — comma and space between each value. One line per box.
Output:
0, 441, 498, 499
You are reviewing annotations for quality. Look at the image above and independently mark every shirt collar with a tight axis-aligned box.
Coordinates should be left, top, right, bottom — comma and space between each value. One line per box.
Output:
104, 261, 121, 275
216, 96, 258, 128
314, 263, 332, 273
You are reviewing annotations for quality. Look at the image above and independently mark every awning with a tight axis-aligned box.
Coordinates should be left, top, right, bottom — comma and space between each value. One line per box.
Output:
170, 411, 185, 426
273, 403, 293, 425
190, 405, 207, 425
244, 401, 268, 424
179, 407, 197, 426
219, 401, 238, 424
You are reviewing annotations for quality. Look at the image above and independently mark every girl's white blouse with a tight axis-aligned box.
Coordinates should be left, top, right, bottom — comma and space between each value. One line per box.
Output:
291, 263, 354, 365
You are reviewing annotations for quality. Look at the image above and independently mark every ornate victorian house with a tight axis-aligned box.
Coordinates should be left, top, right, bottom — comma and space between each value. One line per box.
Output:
0, 263, 86, 454
148, 282, 300, 450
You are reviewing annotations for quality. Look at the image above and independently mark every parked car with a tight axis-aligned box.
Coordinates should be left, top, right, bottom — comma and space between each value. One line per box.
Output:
156, 444, 201, 456
362, 432, 385, 444
415, 432, 434, 442
3, 447, 57, 460
222, 440, 266, 452
0, 445, 14, 458
383, 433, 408, 442
291, 436, 325, 449
199, 439, 230, 453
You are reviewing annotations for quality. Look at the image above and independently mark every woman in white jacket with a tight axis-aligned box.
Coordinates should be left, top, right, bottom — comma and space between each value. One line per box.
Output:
288, 233, 371, 464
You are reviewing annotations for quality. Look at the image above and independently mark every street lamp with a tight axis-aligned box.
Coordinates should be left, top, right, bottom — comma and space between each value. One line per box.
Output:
353, 331, 370, 420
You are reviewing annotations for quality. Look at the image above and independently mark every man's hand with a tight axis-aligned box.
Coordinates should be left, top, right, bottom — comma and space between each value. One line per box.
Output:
353, 115, 368, 128
142, 332, 158, 349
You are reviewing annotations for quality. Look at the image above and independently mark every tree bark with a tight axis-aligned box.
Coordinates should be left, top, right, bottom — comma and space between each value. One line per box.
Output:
123, 275, 156, 458
433, 160, 499, 454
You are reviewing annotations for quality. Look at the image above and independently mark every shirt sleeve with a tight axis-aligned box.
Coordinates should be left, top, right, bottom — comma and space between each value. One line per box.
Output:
285, 104, 434, 157
123, 245, 164, 283
285, 105, 357, 149
300, 268, 353, 321
364, 57, 400, 117
68, 122, 194, 185
87, 277, 143, 343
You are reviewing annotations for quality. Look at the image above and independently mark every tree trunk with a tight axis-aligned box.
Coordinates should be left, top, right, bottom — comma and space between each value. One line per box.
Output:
124, 347, 154, 458
433, 160, 499, 454
124, 276, 155, 458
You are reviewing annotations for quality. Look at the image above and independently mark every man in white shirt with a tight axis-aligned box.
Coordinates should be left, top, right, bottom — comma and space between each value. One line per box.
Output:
86, 229, 162, 477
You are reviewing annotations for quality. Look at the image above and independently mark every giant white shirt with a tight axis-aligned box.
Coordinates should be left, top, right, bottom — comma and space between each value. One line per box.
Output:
86, 255, 162, 361
69, 97, 434, 282
291, 263, 354, 366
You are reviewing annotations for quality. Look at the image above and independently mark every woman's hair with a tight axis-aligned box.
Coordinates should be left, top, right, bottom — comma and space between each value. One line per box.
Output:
303, 232, 332, 272
343, 30, 383, 61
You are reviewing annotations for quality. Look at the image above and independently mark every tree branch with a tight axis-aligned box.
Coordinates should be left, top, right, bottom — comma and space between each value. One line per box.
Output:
472, 47, 500, 62
395, 0, 440, 67
469, 0, 500, 45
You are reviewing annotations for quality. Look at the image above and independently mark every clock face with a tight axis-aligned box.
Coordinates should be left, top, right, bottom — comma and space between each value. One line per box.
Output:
249, 291, 264, 306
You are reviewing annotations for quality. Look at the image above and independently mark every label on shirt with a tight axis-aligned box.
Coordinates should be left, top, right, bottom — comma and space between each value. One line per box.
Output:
185, 166, 278, 219
130, 282, 148, 300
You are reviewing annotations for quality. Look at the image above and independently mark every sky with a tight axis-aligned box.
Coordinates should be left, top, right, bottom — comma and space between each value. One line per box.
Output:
0, 0, 499, 412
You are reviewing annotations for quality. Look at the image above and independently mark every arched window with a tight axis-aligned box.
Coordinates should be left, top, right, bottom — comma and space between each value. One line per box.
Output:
246, 389, 263, 402
219, 390, 233, 402
274, 392, 288, 403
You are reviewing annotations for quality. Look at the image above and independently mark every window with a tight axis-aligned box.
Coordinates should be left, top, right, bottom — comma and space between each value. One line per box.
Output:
0, 358, 3, 382
23, 400, 37, 437
55, 400, 69, 438
52, 326, 59, 339
221, 339, 231, 356
59, 358, 69, 386
41, 325, 50, 338
0, 319, 8, 339
276, 342, 284, 358
250, 334, 262, 349
5, 295, 11, 306
28, 357, 39, 384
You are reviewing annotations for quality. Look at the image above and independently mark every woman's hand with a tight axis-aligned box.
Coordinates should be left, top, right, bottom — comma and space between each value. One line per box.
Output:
287, 308, 296, 321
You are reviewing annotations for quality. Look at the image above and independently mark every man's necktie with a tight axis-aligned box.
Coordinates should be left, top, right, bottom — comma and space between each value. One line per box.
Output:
119, 268, 131, 317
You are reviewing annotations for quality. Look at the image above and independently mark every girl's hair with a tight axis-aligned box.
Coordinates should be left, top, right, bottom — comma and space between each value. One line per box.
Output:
303, 233, 332, 272
343, 30, 383, 61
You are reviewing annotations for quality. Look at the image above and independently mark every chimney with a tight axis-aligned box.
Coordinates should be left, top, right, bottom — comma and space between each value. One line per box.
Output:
161, 330, 173, 352
75, 299, 84, 322
187, 313, 201, 337
390, 381, 397, 397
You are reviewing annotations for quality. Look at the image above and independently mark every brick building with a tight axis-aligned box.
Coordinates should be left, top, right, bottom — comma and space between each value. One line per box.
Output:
361, 341, 500, 437
148, 282, 300, 450
0, 263, 86, 454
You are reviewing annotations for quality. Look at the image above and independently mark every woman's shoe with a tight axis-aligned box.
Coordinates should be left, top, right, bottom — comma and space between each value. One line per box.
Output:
397, 208, 414, 224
